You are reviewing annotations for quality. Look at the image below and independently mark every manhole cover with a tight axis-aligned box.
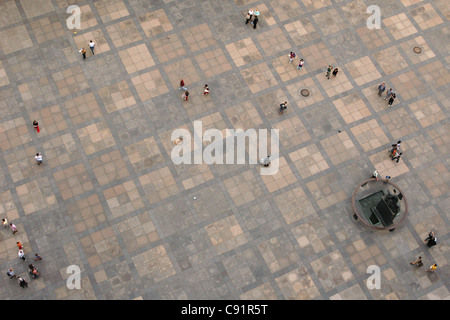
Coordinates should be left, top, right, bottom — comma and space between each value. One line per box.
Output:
413, 46, 422, 54
300, 89, 310, 97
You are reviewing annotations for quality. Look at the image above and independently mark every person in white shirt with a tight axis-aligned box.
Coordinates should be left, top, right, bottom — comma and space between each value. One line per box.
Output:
89, 40, 95, 55
35, 153, 43, 165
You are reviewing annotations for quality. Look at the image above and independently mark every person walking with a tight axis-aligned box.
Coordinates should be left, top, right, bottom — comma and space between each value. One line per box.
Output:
297, 58, 304, 70
332, 67, 339, 78
410, 256, 423, 267
17, 277, 28, 288
18, 249, 26, 261
2, 218, 8, 228
279, 101, 288, 114
10, 223, 18, 235
248, 9, 254, 21
260, 155, 271, 167
245, 12, 251, 25
425, 264, 437, 272
7, 268, 17, 279
372, 170, 379, 181
178, 79, 187, 91
33, 120, 40, 133
182, 91, 189, 101
252, 15, 258, 29
17, 241, 23, 250
384, 88, 393, 100
424, 231, 437, 247
202, 84, 210, 96
391, 151, 402, 163
390, 140, 401, 154
34, 253, 42, 261
35, 153, 43, 165
288, 52, 296, 63
79, 48, 87, 61
326, 65, 333, 79
388, 93, 396, 106
378, 82, 386, 96
89, 40, 95, 55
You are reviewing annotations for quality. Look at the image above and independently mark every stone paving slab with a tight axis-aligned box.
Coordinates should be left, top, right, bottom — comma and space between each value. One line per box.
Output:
0, 0, 448, 300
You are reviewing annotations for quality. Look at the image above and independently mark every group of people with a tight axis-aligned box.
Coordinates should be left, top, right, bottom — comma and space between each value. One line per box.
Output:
79, 40, 96, 61
3, 219, 43, 288
179, 80, 210, 101
389, 140, 403, 163
245, 8, 260, 29
409, 231, 439, 272
326, 65, 339, 79
288, 52, 304, 70
377, 82, 396, 106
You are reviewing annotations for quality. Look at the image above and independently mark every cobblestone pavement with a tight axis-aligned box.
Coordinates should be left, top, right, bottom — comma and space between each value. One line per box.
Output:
0, 0, 448, 300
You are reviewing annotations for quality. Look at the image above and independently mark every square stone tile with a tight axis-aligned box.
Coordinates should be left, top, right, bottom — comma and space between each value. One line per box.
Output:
274, 186, 317, 224
400, 0, 424, 6
306, 172, 348, 209
0, 117, 32, 152
205, 215, 248, 255
4, 49, 44, 83
66, 194, 106, 233
270, 0, 303, 21
138, 8, 173, 38
273, 115, 311, 149
29, 105, 68, 136
350, 119, 390, 152
103, 180, 144, 219
4, 146, 40, 182
399, 36, 436, 64
310, 250, 354, 292
361, 83, 395, 113
150, 33, 187, 63
222, 249, 259, 289
276, 267, 321, 299
138, 167, 179, 204
272, 53, 309, 82
52, 65, 89, 97
405, 134, 439, 169
283, 18, 320, 46
330, 284, 367, 300
176, 162, 214, 191
189, 183, 230, 221
417, 60, 450, 89
225, 37, 262, 68
383, 13, 418, 40
300, 42, 337, 72
18, 75, 57, 109
195, 48, 233, 78
98, 80, 136, 113
29, 14, 65, 44
389, 70, 427, 101
124, 137, 164, 173
73, 29, 111, 55
223, 170, 265, 207
132, 69, 170, 102
313, 9, 347, 36
163, 58, 202, 90
90, 150, 130, 186
409, 96, 446, 128
373, 46, 409, 75
258, 234, 300, 273
382, 107, 421, 139
301, 0, 332, 11
106, 19, 143, 48
320, 131, 358, 166
241, 200, 283, 236
180, 23, 217, 53
291, 219, 332, 255
256, 88, 289, 121
76, 4, 98, 30
53, 163, 94, 200
225, 101, 264, 130
119, 43, 156, 74
0, 25, 33, 55
339, 0, 370, 26
427, 124, 450, 157
76, 121, 116, 155
117, 212, 160, 253
255, 27, 291, 56
0, 1, 22, 29
261, 157, 297, 192
317, 69, 354, 98
0, 190, 19, 221
344, 56, 382, 86
151, 199, 197, 237
16, 178, 58, 215
241, 62, 277, 94
20, 0, 54, 19
94, 0, 130, 23
434, 0, 450, 19
333, 92, 372, 124
368, 149, 410, 179
419, 163, 450, 198
410, 3, 444, 30
286, 78, 325, 109
64, 92, 103, 126
0, 88, 21, 119
356, 26, 392, 50
289, 143, 330, 179
81, 226, 121, 268
240, 283, 278, 300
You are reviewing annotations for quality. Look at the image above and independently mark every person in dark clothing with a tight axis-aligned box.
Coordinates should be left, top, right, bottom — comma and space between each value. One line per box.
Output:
388, 93, 396, 106
252, 16, 258, 29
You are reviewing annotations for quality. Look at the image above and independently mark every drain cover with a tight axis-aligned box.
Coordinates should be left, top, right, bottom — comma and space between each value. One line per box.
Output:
413, 46, 422, 54
300, 89, 310, 97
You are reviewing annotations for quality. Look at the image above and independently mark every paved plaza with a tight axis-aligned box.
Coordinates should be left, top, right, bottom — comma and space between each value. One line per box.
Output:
0, 0, 449, 300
